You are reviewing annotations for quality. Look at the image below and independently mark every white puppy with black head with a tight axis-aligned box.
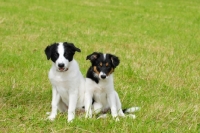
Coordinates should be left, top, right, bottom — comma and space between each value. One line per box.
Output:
45, 42, 85, 122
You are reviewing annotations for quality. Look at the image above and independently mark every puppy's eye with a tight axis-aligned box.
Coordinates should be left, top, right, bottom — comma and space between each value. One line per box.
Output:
54, 52, 59, 57
99, 62, 102, 67
106, 63, 109, 67
64, 52, 68, 56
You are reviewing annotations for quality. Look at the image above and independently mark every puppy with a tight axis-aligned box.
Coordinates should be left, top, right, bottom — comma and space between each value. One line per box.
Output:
84, 52, 126, 119
45, 42, 85, 122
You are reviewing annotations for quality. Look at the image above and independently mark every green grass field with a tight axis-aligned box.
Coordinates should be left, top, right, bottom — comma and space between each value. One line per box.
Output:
0, 0, 199, 132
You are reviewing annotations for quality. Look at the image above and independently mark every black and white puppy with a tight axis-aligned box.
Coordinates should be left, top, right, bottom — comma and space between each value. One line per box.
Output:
45, 42, 85, 122
85, 52, 126, 119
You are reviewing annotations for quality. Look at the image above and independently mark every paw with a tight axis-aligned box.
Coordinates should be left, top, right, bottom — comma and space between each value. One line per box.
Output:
85, 113, 92, 119
118, 111, 125, 117
97, 114, 107, 119
111, 113, 118, 118
68, 113, 75, 122
112, 114, 120, 121
46, 112, 57, 121
67, 118, 74, 123
46, 112, 51, 115
85, 110, 92, 118
67, 116, 74, 123
47, 115, 56, 121
115, 117, 120, 122
85, 115, 89, 119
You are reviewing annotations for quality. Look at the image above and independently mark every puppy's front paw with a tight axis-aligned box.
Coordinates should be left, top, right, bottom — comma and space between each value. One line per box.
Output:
97, 114, 107, 119
47, 115, 56, 121
115, 117, 120, 122
68, 113, 75, 122
46, 112, 51, 115
67, 118, 74, 123
118, 111, 125, 117
67, 116, 74, 123
112, 114, 120, 121
111, 113, 118, 118
85, 110, 92, 118
85, 113, 92, 119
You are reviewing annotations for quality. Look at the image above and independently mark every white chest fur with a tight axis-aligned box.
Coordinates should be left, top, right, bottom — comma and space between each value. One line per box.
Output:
48, 60, 84, 108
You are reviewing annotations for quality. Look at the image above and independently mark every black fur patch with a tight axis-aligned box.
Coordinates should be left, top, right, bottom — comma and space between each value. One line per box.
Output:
44, 42, 81, 62
45, 42, 59, 62
86, 66, 100, 83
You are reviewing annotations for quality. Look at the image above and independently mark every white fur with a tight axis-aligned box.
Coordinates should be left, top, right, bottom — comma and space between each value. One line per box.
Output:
103, 54, 106, 60
47, 44, 85, 122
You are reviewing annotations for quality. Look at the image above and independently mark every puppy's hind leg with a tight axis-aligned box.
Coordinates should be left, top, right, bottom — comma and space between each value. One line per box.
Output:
58, 98, 68, 113
114, 91, 125, 117
93, 102, 103, 114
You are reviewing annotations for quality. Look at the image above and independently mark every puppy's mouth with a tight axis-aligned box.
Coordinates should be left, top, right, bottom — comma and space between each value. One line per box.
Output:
58, 68, 68, 72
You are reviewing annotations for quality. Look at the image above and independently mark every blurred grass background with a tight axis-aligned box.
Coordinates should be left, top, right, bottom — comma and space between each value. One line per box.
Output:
0, 0, 199, 132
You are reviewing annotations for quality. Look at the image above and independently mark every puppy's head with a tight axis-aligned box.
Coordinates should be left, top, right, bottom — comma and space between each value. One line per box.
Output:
45, 42, 81, 72
86, 52, 120, 79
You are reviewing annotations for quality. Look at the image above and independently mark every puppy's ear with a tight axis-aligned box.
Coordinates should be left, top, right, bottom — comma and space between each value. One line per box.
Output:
64, 42, 81, 52
110, 54, 120, 68
44, 45, 52, 60
86, 52, 100, 61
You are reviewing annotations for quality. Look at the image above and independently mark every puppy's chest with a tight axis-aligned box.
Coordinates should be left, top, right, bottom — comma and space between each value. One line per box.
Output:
49, 72, 70, 81
94, 81, 110, 93
51, 79, 73, 99
51, 79, 70, 88
50, 74, 79, 89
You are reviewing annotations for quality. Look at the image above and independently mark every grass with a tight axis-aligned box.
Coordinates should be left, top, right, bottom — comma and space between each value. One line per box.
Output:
0, 0, 199, 132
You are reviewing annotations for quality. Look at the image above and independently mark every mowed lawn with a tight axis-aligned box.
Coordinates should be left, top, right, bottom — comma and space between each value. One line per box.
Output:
0, 0, 199, 132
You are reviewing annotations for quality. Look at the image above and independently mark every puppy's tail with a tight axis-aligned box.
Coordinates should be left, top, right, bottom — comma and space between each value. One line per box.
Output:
123, 107, 140, 113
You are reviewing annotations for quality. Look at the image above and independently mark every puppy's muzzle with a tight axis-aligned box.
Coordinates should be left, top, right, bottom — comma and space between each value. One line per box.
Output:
58, 63, 64, 68
101, 75, 106, 79
58, 63, 68, 71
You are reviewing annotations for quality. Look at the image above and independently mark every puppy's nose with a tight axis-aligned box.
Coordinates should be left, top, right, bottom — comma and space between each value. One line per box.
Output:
101, 75, 106, 79
58, 63, 64, 68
